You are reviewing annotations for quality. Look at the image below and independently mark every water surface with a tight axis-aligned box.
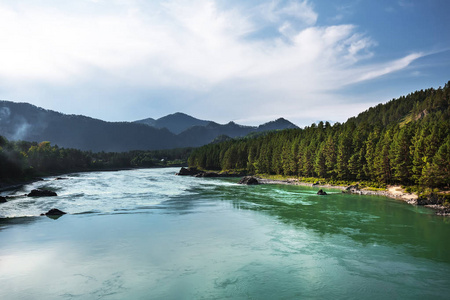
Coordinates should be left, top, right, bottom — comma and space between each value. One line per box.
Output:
1, 168, 449, 299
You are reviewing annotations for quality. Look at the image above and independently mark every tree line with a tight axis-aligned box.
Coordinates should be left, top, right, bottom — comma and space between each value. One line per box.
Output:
188, 83, 450, 188
0, 137, 192, 183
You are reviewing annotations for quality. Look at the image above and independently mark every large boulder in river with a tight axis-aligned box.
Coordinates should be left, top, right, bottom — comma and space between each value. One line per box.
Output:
41, 208, 67, 219
176, 167, 202, 176
317, 189, 327, 195
27, 189, 57, 197
41, 208, 66, 216
238, 176, 259, 185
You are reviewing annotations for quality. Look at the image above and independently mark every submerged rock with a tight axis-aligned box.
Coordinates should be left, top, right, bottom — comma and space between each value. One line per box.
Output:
0, 196, 7, 203
238, 176, 259, 185
27, 189, 57, 197
317, 189, 327, 195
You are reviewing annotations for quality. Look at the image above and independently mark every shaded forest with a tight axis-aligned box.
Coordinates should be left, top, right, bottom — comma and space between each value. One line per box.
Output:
188, 82, 450, 189
0, 137, 192, 184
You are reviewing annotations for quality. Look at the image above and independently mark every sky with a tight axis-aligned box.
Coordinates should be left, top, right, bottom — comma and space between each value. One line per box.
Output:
0, 0, 449, 126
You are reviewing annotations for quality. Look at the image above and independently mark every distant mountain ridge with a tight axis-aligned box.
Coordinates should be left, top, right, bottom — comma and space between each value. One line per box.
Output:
0, 101, 298, 152
134, 112, 211, 134
134, 114, 299, 148
0, 101, 179, 152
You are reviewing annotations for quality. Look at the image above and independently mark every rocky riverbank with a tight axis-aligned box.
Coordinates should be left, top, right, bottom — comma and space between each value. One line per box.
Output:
175, 167, 449, 216
255, 177, 448, 216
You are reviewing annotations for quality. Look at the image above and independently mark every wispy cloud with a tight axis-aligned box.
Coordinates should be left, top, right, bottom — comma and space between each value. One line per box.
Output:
0, 0, 424, 124
355, 53, 423, 82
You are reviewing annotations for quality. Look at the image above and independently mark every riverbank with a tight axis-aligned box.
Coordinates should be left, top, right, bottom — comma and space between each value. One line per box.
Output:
175, 167, 449, 216
255, 176, 449, 216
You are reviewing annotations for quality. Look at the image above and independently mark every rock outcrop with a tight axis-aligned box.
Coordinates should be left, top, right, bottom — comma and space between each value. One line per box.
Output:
27, 189, 57, 197
345, 185, 360, 192
317, 189, 327, 195
176, 167, 202, 176
238, 176, 259, 185
416, 193, 444, 206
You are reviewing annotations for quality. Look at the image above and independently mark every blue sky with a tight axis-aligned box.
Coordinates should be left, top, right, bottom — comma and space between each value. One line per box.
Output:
0, 0, 449, 126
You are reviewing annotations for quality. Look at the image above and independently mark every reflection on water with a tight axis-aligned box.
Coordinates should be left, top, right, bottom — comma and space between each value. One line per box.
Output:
215, 182, 449, 264
0, 168, 449, 299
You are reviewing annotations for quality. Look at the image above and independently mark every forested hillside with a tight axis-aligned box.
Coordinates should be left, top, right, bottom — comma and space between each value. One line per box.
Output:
188, 82, 450, 188
0, 137, 192, 185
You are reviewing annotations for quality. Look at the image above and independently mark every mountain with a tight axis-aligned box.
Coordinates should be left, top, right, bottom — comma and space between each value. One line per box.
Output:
0, 101, 180, 152
0, 101, 299, 152
177, 121, 253, 147
134, 117, 155, 127
136, 113, 299, 139
256, 118, 298, 132
135, 112, 211, 134
177, 119, 299, 147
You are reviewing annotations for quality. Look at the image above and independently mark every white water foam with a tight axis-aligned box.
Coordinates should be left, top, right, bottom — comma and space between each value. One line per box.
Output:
0, 168, 216, 218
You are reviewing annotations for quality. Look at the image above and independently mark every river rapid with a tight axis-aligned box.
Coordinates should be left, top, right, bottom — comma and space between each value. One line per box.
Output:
1, 167, 449, 299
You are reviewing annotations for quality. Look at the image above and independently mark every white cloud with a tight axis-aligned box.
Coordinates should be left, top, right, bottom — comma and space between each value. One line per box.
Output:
354, 53, 423, 82
259, 0, 317, 25
0, 0, 423, 124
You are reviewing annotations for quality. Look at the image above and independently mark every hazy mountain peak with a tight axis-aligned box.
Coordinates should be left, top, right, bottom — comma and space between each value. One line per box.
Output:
257, 118, 298, 131
134, 117, 155, 127
134, 112, 211, 134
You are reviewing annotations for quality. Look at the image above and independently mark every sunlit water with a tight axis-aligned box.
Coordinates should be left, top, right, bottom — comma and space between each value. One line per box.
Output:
1, 168, 449, 299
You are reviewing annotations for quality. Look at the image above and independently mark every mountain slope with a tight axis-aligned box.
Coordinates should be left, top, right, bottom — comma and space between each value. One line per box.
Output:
0, 101, 180, 152
134, 117, 155, 127
178, 120, 298, 147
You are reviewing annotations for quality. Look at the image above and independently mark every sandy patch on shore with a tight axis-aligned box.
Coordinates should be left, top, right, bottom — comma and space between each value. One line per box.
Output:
388, 186, 404, 196
386, 185, 418, 202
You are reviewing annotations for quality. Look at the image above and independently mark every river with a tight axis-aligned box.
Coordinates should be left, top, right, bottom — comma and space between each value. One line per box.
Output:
1, 168, 449, 299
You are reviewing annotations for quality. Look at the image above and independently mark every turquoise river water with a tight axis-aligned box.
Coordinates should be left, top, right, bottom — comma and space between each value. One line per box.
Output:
0, 167, 449, 299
